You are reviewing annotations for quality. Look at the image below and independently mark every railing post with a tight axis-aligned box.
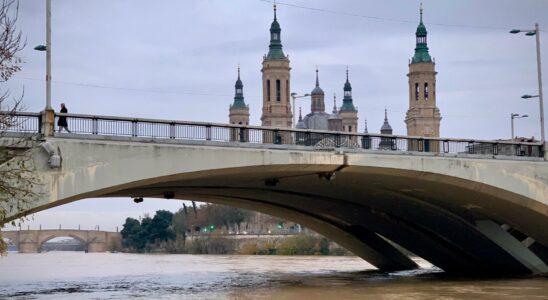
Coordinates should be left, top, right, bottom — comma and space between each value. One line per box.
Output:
274, 129, 281, 144
424, 138, 430, 152
493, 143, 499, 156
206, 125, 211, 141
443, 140, 449, 153
391, 137, 397, 150
131, 120, 138, 137
468, 141, 475, 154
335, 134, 341, 148
92, 117, 98, 135
169, 122, 175, 139
239, 127, 245, 142
361, 135, 371, 149
37, 113, 43, 134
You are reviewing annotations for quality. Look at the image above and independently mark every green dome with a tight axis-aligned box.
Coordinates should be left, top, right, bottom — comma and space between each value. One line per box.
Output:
411, 5, 432, 64
266, 5, 285, 60
232, 67, 246, 109
416, 22, 427, 36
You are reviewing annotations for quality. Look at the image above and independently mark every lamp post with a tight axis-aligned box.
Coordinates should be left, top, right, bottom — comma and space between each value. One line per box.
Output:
290, 93, 310, 128
34, 0, 51, 110
510, 23, 545, 145
511, 113, 528, 140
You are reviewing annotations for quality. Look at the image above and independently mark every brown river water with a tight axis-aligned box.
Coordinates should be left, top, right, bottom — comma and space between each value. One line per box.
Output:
0, 252, 547, 299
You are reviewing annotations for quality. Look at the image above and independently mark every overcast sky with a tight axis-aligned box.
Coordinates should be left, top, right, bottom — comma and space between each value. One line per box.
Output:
4, 0, 548, 232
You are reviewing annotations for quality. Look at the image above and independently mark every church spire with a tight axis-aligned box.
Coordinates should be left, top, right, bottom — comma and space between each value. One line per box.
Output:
341, 66, 357, 112
411, 3, 432, 64
380, 108, 393, 134
266, 3, 285, 60
232, 66, 246, 108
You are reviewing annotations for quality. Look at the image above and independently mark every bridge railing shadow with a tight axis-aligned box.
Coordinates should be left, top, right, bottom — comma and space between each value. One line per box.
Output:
1, 112, 544, 159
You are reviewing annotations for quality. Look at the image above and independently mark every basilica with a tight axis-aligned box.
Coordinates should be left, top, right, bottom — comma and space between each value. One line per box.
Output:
229, 4, 441, 141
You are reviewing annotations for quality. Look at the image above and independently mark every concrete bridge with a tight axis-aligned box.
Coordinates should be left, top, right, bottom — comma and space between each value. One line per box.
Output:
1, 229, 121, 253
1, 112, 547, 275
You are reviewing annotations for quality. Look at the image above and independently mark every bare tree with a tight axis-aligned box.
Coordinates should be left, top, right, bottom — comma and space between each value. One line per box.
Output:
0, 0, 36, 254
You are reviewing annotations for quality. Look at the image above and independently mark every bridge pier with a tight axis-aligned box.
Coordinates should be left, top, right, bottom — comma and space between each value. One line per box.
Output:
476, 220, 548, 274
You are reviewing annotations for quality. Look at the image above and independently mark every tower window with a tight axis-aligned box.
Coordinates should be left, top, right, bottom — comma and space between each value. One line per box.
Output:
267, 80, 271, 102
237, 88, 242, 94
348, 126, 352, 132
345, 90, 351, 97
272, 33, 278, 40
415, 83, 419, 100
424, 83, 429, 101
276, 79, 281, 102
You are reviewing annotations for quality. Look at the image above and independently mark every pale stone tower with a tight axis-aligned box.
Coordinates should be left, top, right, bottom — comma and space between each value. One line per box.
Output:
229, 67, 250, 142
339, 68, 358, 133
261, 4, 292, 129
405, 5, 441, 140
229, 66, 250, 126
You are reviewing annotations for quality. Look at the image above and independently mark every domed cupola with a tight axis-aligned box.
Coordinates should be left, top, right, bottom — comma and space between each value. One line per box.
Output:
310, 68, 326, 113
380, 108, 393, 134
311, 68, 324, 95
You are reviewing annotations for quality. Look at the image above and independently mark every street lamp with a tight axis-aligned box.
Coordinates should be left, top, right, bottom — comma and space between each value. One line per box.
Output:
34, 0, 52, 111
511, 113, 528, 140
290, 92, 310, 128
510, 23, 545, 145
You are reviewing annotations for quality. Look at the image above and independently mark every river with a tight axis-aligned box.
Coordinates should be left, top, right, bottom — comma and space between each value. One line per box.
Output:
0, 252, 546, 299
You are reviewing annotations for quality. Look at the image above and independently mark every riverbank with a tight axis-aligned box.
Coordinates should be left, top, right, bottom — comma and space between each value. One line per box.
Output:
126, 234, 353, 256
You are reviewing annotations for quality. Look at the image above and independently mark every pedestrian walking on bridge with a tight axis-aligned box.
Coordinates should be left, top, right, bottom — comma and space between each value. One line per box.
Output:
57, 103, 71, 133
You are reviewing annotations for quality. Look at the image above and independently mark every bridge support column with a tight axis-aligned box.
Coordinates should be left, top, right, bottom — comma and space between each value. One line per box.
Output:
476, 220, 548, 275
18, 242, 39, 253
87, 242, 108, 252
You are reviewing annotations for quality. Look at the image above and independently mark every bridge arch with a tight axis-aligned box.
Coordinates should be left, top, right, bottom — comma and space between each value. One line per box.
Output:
38, 234, 87, 251
3, 137, 547, 274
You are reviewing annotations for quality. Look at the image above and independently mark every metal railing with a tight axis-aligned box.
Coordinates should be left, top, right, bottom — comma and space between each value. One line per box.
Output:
0, 112, 41, 133
1, 111, 544, 159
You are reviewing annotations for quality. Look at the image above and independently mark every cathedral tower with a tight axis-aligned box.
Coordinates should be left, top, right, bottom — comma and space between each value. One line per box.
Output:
405, 4, 441, 140
339, 68, 358, 133
229, 66, 250, 126
229, 66, 250, 142
261, 4, 292, 128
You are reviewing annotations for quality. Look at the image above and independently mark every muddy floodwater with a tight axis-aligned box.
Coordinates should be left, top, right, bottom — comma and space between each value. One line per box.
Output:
0, 252, 547, 299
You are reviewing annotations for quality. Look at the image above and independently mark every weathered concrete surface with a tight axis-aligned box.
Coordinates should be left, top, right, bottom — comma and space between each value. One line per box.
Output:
1, 230, 121, 253
1, 136, 547, 274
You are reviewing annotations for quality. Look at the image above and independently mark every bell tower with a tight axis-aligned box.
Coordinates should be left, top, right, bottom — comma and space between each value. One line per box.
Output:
229, 66, 249, 126
261, 4, 292, 128
339, 67, 358, 133
405, 4, 441, 140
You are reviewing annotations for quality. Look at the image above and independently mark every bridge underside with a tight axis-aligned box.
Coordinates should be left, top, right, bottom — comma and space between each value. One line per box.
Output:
99, 165, 548, 275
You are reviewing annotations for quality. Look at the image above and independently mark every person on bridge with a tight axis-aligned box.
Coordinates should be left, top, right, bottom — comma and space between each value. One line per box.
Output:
57, 103, 71, 133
